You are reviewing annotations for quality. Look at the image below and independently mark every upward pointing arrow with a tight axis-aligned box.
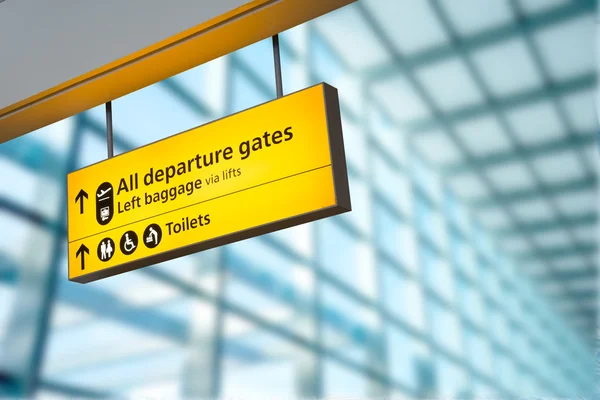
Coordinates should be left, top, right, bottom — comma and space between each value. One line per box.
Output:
76, 244, 89, 270
75, 189, 88, 214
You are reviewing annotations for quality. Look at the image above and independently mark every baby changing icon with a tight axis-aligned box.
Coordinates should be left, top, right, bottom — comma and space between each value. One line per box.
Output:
143, 223, 162, 249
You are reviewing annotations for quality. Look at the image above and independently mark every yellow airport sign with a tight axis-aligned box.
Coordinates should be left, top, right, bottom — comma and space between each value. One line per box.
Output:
67, 83, 350, 283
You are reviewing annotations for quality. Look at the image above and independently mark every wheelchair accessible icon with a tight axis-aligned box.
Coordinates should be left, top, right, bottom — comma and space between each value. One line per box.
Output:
119, 230, 138, 256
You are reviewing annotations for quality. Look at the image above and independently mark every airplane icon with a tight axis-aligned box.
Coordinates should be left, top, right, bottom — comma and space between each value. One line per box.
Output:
97, 187, 112, 201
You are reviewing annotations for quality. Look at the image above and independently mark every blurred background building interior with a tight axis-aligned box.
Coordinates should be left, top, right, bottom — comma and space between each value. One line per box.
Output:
0, 0, 598, 398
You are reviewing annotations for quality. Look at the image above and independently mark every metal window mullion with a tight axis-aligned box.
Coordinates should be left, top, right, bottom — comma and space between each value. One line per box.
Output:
427, 0, 597, 332
359, 0, 593, 370
0, 114, 84, 397
363, 83, 391, 397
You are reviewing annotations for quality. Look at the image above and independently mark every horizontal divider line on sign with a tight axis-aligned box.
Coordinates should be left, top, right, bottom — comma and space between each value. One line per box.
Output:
69, 163, 332, 243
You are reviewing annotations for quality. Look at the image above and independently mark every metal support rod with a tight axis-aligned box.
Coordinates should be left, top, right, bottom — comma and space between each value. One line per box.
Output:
105, 101, 114, 158
272, 34, 283, 98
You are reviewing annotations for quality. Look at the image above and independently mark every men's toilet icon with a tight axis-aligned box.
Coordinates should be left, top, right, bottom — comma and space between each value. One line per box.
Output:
119, 230, 138, 255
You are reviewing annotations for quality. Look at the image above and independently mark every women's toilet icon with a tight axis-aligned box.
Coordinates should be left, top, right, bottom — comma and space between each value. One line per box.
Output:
119, 230, 138, 255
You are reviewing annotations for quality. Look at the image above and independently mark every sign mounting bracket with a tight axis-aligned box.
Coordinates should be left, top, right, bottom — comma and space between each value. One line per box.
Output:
272, 34, 284, 99
106, 101, 114, 158
103, 33, 283, 159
